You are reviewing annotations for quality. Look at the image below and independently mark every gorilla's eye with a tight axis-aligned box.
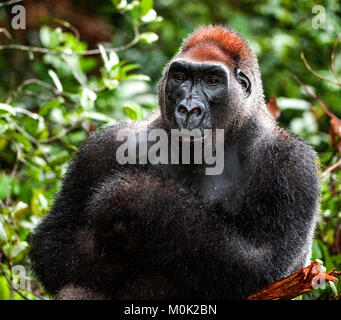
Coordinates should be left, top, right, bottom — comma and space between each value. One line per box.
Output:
205, 76, 219, 85
173, 72, 187, 82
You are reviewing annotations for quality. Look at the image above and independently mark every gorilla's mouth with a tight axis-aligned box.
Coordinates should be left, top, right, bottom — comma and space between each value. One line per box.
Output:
179, 135, 206, 143
178, 130, 210, 143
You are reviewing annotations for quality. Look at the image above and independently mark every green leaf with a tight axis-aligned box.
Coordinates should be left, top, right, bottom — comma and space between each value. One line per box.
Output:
39, 98, 63, 116
140, 0, 153, 16
10, 241, 28, 262
311, 240, 323, 261
123, 102, 143, 121
11, 201, 30, 223
141, 9, 157, 23
63, 55, 87, 85
80, 87, 97, 110
0, 103, 15, 117
31, 190, 49, 216
48, 69, 63, 93
49, 151, 72, 166
130, 2, 142, 25
0, 120, 8, 134
0, 276, 10, 300
139, 32, 158, 44
0, 221, 7, 242
329, 281, 338, 296
125, 74, 150, 81
40, 26, 62, 49
103, 78, 119, 90
111, 0, 127, 9
83, 111, 114, 123
98, 44, 119, 72
317, 240, 334, 271
0, 174, 10, 200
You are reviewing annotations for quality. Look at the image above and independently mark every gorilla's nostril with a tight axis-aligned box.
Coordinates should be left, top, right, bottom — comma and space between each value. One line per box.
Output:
192, 108, 201, 115
178, 106, 187, 114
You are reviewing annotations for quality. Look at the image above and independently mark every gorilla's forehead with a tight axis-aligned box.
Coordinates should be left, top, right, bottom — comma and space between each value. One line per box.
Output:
168, 59, 229, 76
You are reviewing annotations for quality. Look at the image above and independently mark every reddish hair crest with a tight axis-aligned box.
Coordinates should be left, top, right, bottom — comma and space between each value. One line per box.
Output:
178, 26, 253, 68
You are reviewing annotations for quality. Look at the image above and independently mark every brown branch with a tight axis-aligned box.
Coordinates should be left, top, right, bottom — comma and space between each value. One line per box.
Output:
0, 266, 29, 300
291, 73, 336, 119
321, 158, 341, 179
301, 52, 341, 87
247, 261, 341, 300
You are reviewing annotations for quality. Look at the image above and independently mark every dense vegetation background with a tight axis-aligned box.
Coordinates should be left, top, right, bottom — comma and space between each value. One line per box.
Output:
0, 0, 341, 300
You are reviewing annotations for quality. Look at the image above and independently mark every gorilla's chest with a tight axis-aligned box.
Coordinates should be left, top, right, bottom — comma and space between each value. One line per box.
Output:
167, 145, 245, 206
194, 146, 244, 203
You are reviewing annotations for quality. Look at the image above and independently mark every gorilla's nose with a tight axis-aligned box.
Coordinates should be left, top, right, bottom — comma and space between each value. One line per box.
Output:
175, 103, 205, 129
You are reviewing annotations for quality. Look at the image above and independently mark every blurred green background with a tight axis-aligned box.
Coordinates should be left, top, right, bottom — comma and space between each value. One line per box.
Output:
0, 0, 341, 300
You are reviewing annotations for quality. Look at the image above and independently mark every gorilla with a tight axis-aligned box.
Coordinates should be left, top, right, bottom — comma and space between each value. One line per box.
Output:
29, 26, 320, 300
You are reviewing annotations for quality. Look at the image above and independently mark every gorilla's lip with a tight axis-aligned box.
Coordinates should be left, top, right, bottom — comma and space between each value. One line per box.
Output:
178, 131, 210, 142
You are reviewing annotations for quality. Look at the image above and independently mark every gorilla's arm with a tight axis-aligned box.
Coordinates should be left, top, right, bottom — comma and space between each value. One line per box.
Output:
29, 125, 131, 295
85, 135, 319, 299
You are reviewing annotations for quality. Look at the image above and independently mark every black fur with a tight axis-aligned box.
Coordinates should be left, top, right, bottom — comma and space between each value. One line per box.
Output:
28, 27, 319, 300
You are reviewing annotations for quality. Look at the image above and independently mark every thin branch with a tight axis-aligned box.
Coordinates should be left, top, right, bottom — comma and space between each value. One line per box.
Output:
4, 117, 58, 176
301, 52, 341, 87
330, 36, 340, 83
0, 25, 140, 56
53, 18, 80, 40
5, 115, 39, 146
17, 79, 55, 93
291, 73, 336, 119
247, 261, 340, 300
0, 266, 29, 300
40, 122, 83, 143
321, 158, 341, 179
0, 0, 23, 7
5, 142, 19, 206
322, 189, 341, 203
0, 28, 12, 40
6, 78, 75, 104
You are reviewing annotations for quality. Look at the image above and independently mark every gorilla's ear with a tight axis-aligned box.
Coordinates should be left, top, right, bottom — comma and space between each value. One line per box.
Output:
235, 69, 252, 97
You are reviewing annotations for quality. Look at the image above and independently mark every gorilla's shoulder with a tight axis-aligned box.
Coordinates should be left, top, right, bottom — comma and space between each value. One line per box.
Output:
259, 129, 319, 185
80, 113, 162, 157
276, 129, 317, 164
63, 123, 136, 182
250, 128, 318, 178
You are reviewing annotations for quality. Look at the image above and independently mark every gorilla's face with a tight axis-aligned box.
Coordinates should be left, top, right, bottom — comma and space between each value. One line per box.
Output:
165, 60, 229, 134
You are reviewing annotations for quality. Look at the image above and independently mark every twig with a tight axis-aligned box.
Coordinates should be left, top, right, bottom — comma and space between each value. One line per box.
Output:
322, 189, 341, 203
4, 116, 58, 176
40, 122, 83, 143
17, 79, 55, 93
53, 18, 80, 40
5, 143, 19, 206
5, 115, 39, 146
5, 78, 75, 104
321, 158, 341, 179
330, 37, 340, 83
291, 73, 336, 119
0, 0, 23, 7
0, 28, 12, 40
0, 25, 140, 56
0, 266, 29, 300
301, 52, 341, 87
247, 261, 340, 300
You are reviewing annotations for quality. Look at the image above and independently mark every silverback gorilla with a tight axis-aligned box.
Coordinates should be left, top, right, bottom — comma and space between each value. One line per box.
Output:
29, 26, 319, 300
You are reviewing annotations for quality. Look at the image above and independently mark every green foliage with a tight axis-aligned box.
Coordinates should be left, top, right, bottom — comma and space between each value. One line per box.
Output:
0, 0, 159, 300
0, 0, 341, 300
